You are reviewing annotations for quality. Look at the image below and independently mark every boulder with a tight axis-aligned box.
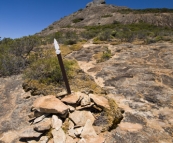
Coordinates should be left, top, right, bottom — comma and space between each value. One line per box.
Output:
74, 127, 84, 137
61, 92, 83, 104
68, 128, 76, 138
93, 0, 106, 4
86, 2, 93, 7
89, 94, 110, 109
51, 115, 62, 130
33, 95, 69, 115
80, 94, 90, 106
39, 136, 49, 143
80, 119, 97, 138
65, 135, 76, 143
86, 0, 105, 7
47, 138, 53, 143
33, 114, 50, 124
27, 140, 37, 143
52, 128, 66, 143
20, 128, 42, 139
68, 105, 75, 112
69, 111, 95, 126
34, 118, 51, 132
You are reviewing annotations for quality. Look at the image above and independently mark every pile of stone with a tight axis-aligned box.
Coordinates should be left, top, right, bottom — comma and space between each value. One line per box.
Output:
19, 92, 111, 143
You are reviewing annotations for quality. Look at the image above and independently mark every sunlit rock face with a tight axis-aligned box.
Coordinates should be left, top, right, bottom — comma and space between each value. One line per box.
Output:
86, 0, 106, 7
93, 0, 106, 4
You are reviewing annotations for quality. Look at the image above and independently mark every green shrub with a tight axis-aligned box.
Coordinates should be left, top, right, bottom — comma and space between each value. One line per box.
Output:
101, 48, 112, 61
78, 9, 83, 12
49, 26, 54, 30
101, 14, 113, 18
72, 18, 84, 23
65, 39, 77, 45
94, 47, 112, 62
0, 36, 40, 76
98, 29, 112, 41
117, 8, 173, 14
24, 55, 77, 85
80, 30, 98, 40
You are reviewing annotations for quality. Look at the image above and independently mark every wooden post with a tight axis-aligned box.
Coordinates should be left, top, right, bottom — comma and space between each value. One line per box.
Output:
54, 38, 71, 95
57, 54, 71, 94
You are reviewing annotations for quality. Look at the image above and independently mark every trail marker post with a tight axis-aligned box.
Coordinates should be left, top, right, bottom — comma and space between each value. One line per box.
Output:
54, 39, 71, 94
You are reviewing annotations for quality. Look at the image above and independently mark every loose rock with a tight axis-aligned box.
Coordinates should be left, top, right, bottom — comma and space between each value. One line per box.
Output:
33, 114, 50, 124
39, 136, 49, 143
80, 94, 91, 106
61, 92, 82, 104
68, 105, 75, 112
65, 135, 76, 143
51, 115, 62, 130
69, 111, 95, 126
78, 136, 105, 143
34, 118, 51, 132
89, 94, 110, 109
20, 128, 42, 139
74, 127, 84, 137
81, 119, 97, 138
52, 128, 66, 143
33, 95, 69, 115
68, 128, 76, 138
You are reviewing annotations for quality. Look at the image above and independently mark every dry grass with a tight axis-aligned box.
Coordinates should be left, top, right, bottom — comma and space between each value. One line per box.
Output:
69, 42, 85, 51
105, 98, 123, 131
60, 44, 72, 57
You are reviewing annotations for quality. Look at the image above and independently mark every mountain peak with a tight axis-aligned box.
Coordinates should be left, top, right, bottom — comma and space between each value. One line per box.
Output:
86, 0, 106, 7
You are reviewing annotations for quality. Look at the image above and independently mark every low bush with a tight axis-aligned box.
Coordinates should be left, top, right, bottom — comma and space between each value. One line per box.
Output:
0, 36, 40, 76
24, 51, 77, 85
117, 8, 173, 14
94, 47, 112, 62
101, 14, 113, 18
72, 18, 84, 23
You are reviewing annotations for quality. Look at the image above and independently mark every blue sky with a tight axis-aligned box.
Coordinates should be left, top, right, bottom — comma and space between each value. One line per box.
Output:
0, 0, 173, 39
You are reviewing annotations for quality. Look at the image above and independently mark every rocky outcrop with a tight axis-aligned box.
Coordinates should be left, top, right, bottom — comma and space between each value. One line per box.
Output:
38, 4, 173, 36
72, 42, 173, 143
86, 0, 106, 7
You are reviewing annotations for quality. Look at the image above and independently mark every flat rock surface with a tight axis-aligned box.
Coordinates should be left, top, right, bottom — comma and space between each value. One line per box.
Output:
71, 42, 173, 143
0, 75, 38, 143
33, 95, 69, 114
1, 42, 173, 143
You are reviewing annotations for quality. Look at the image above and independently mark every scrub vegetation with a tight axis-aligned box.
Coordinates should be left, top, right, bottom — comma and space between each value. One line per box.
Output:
0, 20, 173, 95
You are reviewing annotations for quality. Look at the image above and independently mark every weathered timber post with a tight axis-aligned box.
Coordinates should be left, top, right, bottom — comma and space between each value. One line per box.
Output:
54, 39, 71, 94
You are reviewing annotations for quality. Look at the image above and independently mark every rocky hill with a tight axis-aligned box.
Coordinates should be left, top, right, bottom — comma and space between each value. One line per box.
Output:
38, 2, 173, 36
0, 0, 173, 143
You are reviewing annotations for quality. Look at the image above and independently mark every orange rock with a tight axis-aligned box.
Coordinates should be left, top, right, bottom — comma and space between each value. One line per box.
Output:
89, 94, 110, 109
33, 95, 69, 114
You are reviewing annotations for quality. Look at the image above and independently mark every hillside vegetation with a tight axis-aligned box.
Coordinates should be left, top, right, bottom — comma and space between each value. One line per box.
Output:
38, 4, 173, 36
0, 4, 173, 95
